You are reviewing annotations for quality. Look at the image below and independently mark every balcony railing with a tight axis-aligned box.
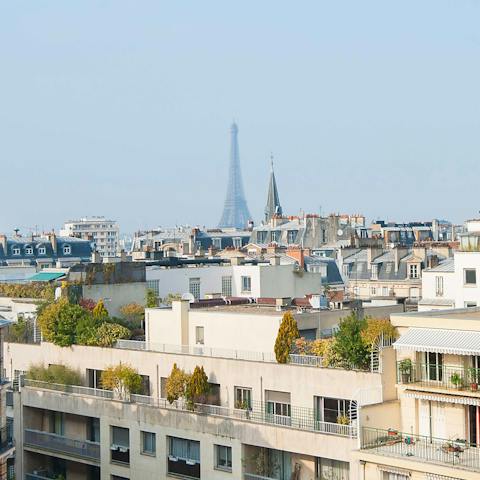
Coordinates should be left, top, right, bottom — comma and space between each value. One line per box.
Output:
361, 427, 480, 472
115, 339, 377, 372
397, 362, 480, 392
244, 474, 278, 480
24, 380, 357, 438
24, 428, 100, 462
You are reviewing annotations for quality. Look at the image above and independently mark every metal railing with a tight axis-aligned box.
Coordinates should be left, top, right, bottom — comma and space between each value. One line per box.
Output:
397, 363, 480, 391
361, 427, 480, 472
24, 428, 100, 462
25, 474, 57, 480
244, 474, 278, 480
115, 339, 375, 372
25, 381, 357, 438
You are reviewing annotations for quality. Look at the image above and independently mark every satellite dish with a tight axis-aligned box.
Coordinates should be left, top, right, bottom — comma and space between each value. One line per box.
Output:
337, 229, 344, 236
181, 293, 195, 303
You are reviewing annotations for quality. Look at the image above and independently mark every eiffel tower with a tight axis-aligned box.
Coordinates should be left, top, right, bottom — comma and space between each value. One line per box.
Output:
218, 122, 251, 229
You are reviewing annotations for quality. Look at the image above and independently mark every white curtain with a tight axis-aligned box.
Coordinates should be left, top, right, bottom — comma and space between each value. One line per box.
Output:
170, 437, 200, 462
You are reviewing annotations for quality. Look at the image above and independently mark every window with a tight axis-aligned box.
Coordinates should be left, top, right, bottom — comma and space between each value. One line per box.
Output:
25, 245, 33, 255
215, 445, 232, 471
146, 280, 159, 296
12, 246, 20, 256
232, 237, 242, 249
234, 387, 252, 409
189, 277, 201, 300
271, 231, 280, 243
49, 412, 65, 435
195, 326, 204, 345
409, 264, 419, 279
371, 264, 378, 280
382, 473, 409, 480
287, 230, 298, 244
63, 245, 71, 255
111, 426, 129, 464
38, 246, 46, 255
88, 418, 100, 442
382, 286, 389, 296
87, 369, 103, 389
241, 276, 251, 293
316, 458, 349, 480
342, 265, 350, 277
141, 431, 156, 456
168, 436, 200, 479
465, 268, 477, 286
257, 231, 267, 244
212, 237, 222, 249
435, 276, 444, 296
370, 286, 377, 296
424, 352, 443, 382
221, 276, 232, 297
315, 397, 351, 424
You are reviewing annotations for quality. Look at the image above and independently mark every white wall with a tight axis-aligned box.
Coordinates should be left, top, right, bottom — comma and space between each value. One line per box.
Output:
453, 251, 480, 308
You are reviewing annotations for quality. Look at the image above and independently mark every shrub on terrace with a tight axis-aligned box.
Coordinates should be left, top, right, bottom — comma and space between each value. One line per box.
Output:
27, 363, 82, 385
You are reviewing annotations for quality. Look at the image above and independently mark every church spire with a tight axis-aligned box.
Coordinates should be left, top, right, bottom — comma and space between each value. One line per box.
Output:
264, 154, 282, 223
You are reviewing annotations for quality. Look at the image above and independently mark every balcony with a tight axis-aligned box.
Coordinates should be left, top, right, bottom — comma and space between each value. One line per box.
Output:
361, 427, 480, 473
24, 379, 357, 438
397, 362, 480, 393
24, 429, 100, 463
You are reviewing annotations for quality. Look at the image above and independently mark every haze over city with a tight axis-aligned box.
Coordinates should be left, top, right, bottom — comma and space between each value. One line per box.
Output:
2, 1, 480, 233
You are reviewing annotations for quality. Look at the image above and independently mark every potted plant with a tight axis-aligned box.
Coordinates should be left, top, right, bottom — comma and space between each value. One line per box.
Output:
337, 415, 350, 425
450, 372, 463, 390
469, 368, 479, 391
399, 359, 413, 383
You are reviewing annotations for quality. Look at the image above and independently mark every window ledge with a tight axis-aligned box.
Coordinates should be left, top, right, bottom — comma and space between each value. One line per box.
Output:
214, 466, 232, 473
141, 451, 156, 457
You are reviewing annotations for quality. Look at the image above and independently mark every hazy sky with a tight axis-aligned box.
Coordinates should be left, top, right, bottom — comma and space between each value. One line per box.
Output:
1, 1, 480, 234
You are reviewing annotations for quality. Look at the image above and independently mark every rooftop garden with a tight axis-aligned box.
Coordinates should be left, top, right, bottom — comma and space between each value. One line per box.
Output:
0, 282, 55, 300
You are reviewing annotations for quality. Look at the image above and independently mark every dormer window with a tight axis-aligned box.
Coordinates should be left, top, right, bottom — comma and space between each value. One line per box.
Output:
25, 245, 33, 255
63, 245, 71, 255
409, 264, 419, 279
38, 246, 46, 255
12, 246, 20, 256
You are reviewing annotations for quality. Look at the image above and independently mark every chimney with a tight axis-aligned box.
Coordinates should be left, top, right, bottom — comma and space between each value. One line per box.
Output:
49, 231, 57, 254
270, 256, 281, 266
230, 256, 244, 266
120, 250, 127, 262
286, 246, 305, 269
393, 246, 408, 273
0, 235, 6, 253
367, 246, 383, 266
412, 246, 426, 262
91, 251, 101, 263
427, 254, 439, 269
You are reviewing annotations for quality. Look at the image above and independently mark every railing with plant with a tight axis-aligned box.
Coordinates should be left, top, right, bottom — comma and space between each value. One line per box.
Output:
24, 379, 358, 438
396, 361, 480, 391
361, 427, 480, 472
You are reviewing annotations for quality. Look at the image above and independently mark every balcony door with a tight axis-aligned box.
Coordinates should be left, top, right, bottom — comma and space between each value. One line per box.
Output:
423, 352, 443, 382
418, 400, 446, 441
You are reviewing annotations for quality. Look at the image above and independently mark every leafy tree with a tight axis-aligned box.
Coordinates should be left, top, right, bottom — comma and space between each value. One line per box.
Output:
333, 313, 370, 369
0, 282, 55, 300
93, 299, 109, 319
186, 366, 210, 407
37, 298, 90, 347
361, 318, 397, 348
119, 303, 144, 328
101, 364, 143, 397
310, 338, 341, 367
93, 323, 130, 347
146, 289, 158, 308
79, 298, 96, 311
7, 317, 34, 343
161, 293, 182, 306
75, 314, 102, 346
166, 363, 189, 404
27, 363, 82, 385
274, 311, 299, 363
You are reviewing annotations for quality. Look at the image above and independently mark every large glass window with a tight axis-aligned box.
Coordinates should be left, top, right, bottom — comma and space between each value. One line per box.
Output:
111, 426, 129, 464
168, 436, 200, 479
221, 276, 232, 297
141, 431, 156, 456
189, 278, 201, 300
215, 445, 232, 471
315, 397, 351, 424
241, 276, 251, 293
316, 457, 349, 480
234, 387, 252, 409
424, 352, 443, 382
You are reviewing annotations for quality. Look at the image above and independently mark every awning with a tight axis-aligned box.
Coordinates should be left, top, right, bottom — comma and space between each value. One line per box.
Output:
393, 328, 480, 356
403, 390, 480, 407
28, 272, 66, 282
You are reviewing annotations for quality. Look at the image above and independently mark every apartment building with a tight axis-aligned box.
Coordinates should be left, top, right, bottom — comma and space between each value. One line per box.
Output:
420, 222, 480, 311
357, 308, 480, 480
7, 301, 397, 480
146, 255, 332, 302
61, 217, 119, 258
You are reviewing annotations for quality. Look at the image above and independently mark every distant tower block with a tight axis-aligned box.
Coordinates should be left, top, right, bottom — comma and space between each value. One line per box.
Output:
218, 122, 252, 229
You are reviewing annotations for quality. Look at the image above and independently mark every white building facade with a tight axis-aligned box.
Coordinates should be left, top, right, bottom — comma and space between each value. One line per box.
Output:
60, 217, 119, 258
